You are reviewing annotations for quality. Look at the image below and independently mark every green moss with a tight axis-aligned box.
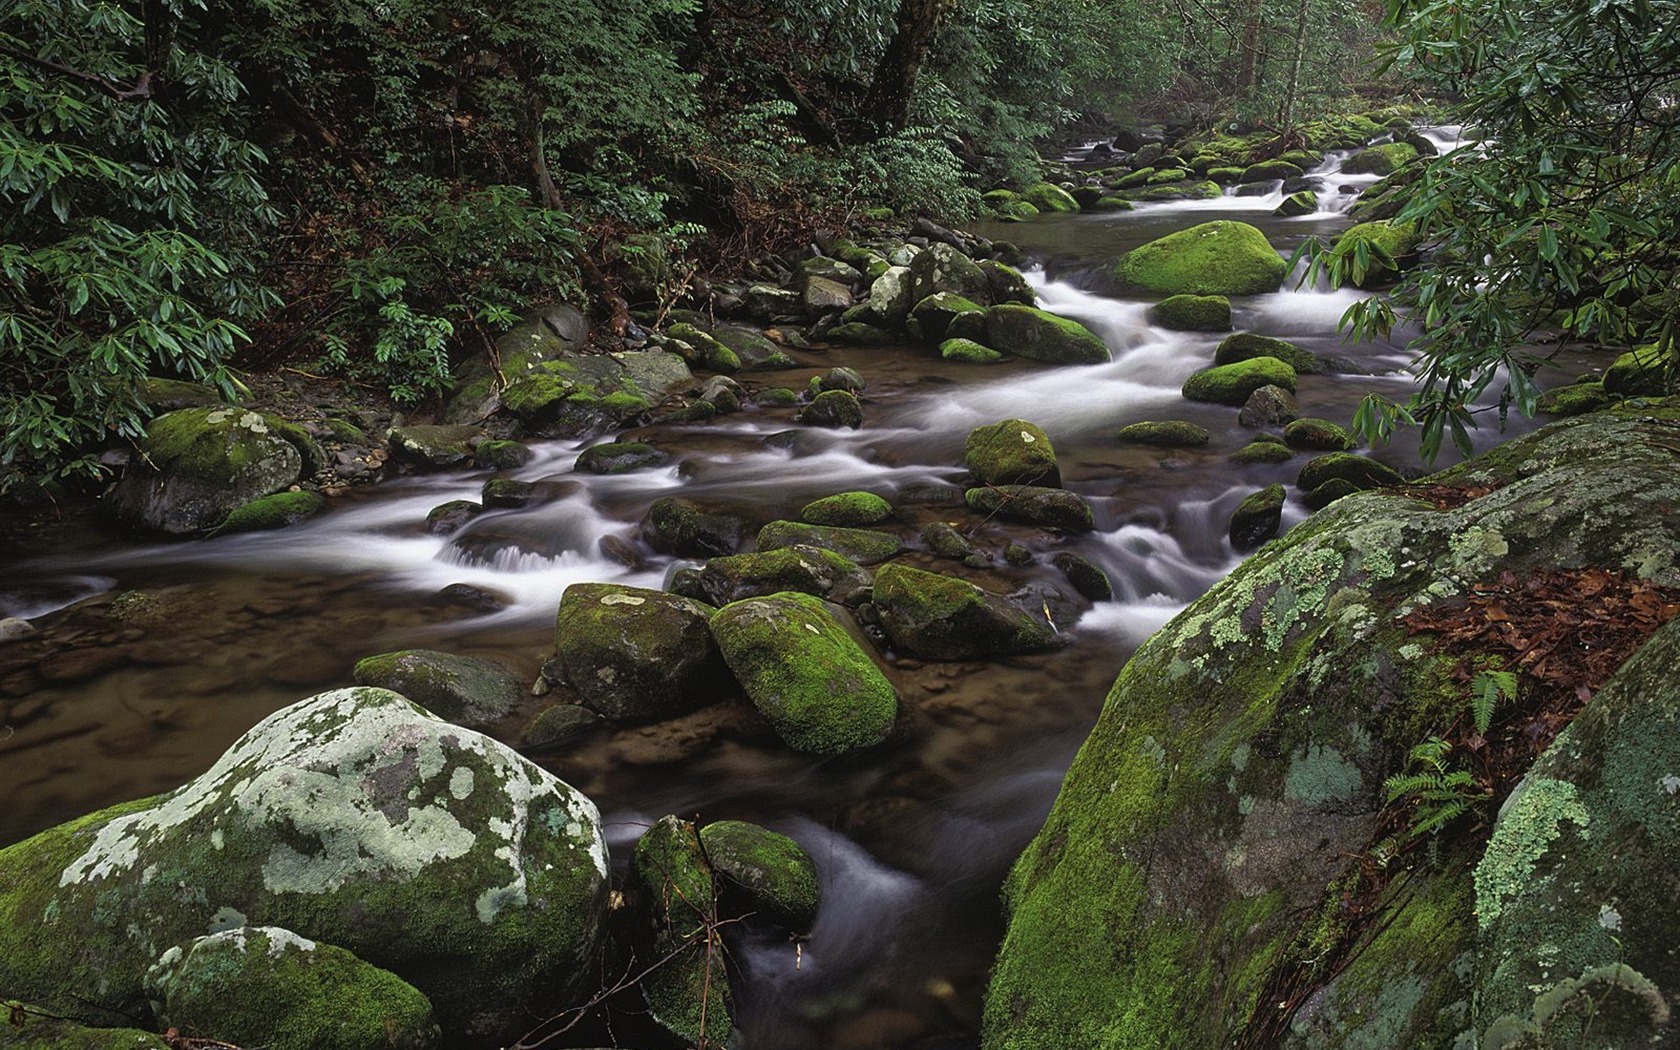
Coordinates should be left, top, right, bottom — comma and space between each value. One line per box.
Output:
1603, 343, 1671, 397
1284, 417, 1357, 451
1535, 380, 1611, 416
1240, 159, 1305, 182
1113, 221, 1287, 297
699, 820, 820, 931
873, 563, 1054, 659
1215, 332, 1323, 374
1231, 440, 1295, 465
0, 1014, 173, 1048
800, 491, 892, 526
1020, 182, 1079, 213
209, 490, 326, 536
629, 816, 731, 1047
1341, 142, 1419, 176
1475, 778, 1590, 932
1296, 452, 1405, 491
965, 418, 1061, 487
473, 439, 531, 470
964, 485, 1095, 532
756, 520, 903, 564
940, 337, 1005, 362
1118, 420, 1211, 447
1183, 357, 1298, 405
1336, 220, 1421, 287
141, 407, 296, 487
1118, 180, 1224, 203
982, 304, 1111, 365
1149, 294, 1231, 332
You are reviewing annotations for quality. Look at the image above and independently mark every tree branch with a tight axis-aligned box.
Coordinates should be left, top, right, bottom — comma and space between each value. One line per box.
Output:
0, 42, 154, 101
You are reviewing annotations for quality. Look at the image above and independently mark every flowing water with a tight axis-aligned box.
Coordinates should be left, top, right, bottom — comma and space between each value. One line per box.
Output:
0, 129, 1549, 1048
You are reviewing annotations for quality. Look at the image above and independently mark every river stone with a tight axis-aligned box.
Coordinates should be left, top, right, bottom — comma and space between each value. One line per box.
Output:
474, 440, 532, 470
756, 520, 905, 564
979, 260, 1036, 306
209, 490, 327, 536
922, 521, 980, 561
1283, 417, 1357, 451
984, 406, 1680, 1050
627, 816, 733, 1047
692, 545, 872, 608
1239, 159, 1306, 182
499, 349, 687, 438
575, 441, 669, 475
0, 687, 609, 1044
964, 485, 1095, 532
827, 321, 897, 344
1303, 476, 1364, 509
1238, 383, 1301, 426
1148, 294, 1231, 332
907, 291, 986, 342
552, 583, 726, 722
1183, 357, 1298, 406
1214, 332, 1324, 374
1603, 344, 1671, 398
941, 337, 1005, 363
699, 820, 820, 932
644, 497, 749, 558
1273, 189, 1318, 216
796, 389, 864, 429
1118, 420, 1210, 447
1537, 379, 1613, 416
109, 407, 308, 534
801, 491, 893, 526
1019, 182, 1079, 213
802, 275, 854, 315
966, 418, 1061, 487
1228, 483, 1286, 551
1110, 220, 1287, 297
713, 325, 796, 371
145, 926, 440, 1050
908, 241, 990, 306
1336, 220, 1422, 288
867, 265, 916, 327
872, 563, 1055, 660
669, 322, 740, 373
425, 499, 483, 535
799, 255, 862, 285
351, 650, 523, 729
1341, 141, 1419, 176
444, 309, 590, 424
982, 305, 1111, 365
1296, 451, 1405, 491
1230, 440, 1295, 465
387, 424, 485, 469
1051, 552, 1114, 602
710, 592, 897, 754
520, 704, 604, 751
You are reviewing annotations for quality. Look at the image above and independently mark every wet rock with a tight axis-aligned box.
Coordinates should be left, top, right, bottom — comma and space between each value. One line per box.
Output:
699, 375, 746, 414
1296, 452, 1405, 492
386, 424, 484, 470
426, 583, 507, 612
1335, 220, 1421, 288
424, 500, 483, 536
699, 820, 820, 931
907, 291, 986, 343
804, 275, 854, 314
473, 440, 532, 470
1214, 332, 1324, 374
1183, 358, 1298, 406
908, 242, 990, 305
499, 349, 689, 437
713, 325, 797, 371
0, 618, 38, 643
1303, 476, 1365, 509
1603, 344, 1671, 398
966, 418, 1061, 487
0, 687, 609, 1043
626, 816, 733, 1046
796, 389, 864, 428
964, 485, 1095, 532
520, 704, 605, 751
1110, 220, 1287, 297
1237, 384, 1301, 427
711, 592, 897, 753
1273, 189, 1318, 216
37, 646, 127, 684
825, 321, 897, 344
145, 926, 440, 1050
982, 305, 1111, 365
1341, 141, 1419, 176
694, 545, 872, 607
921, 522, 979, 561
1052, 552, 1114, 602
480, 476, 544, 509
351, 649, 523, 728
209, 490, 326, 536
1118, 420, 1211, 447
872, 563, 1055, 660
552, 583, 727, 722
756, 520, 904, 564
1228, 483, 1286, 551
1019, 182, 1080, 213
109, 407, 311, 534
1229, 440, 1295, 465
940, 337, 1005, 363
575, 441, 669, 475
644, 497, 748, 558
978, 259, 1036, 306
801, 491, 893, 527
1537, 379, 1612, 417
1283, 417, 1357, 451
0, 1016, 170, 1048
812, 366, 866, 395
1148, 294, 1231, 332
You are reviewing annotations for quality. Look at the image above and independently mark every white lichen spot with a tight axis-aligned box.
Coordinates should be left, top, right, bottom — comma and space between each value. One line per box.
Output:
1660, 774, 1680, 795
1019, 430, 1036, 443
210, 829, 224, 850
1599, 903, 1623, 932
600, 594, 646, 606
1475, 776, 1591, 931
597, 666, 618, 684
257, 926, 318, 958
1398, 643, 1423, 661
208, 906, 246, 934
450, 766, 475, 800
804, 622, 820, 634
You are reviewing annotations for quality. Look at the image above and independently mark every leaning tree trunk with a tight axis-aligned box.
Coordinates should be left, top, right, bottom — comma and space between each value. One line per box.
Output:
862, 0, 954, 137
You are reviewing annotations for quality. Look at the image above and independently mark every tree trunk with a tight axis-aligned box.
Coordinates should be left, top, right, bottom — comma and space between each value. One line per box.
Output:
1277, 0, 1312, 129
1234, 0, 1264, 99
862, 0, 954, 137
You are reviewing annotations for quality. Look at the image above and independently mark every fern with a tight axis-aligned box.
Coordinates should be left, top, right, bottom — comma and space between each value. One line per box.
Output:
1470, 669, 1518, 736
1382, 737, 1488, 846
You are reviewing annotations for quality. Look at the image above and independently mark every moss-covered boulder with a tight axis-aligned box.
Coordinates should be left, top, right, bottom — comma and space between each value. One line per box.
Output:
941, 337, 1006, 363
710, 592, 897, 753
1230, 439, 1295, 465
865, 265, 916, 327
145, 927, 439, 1050
351, 650, 523, 729
802, 491, 893, 526
796, 389, 864, 429
1296, 451, 1405, 491
1118, 180, 1224, 203
1341, 141, 1420, 176
0, 688, 609, 1044
1214, 332, 1324, 374
964, 485, 1095, 532
872, 564, 1055, 660
699, 820, 821, 932
1111, 221, 1287, 297
551, 583, 726, 722
1537, 379, 1613, 416
1051, 552, 1113, 602
907, 291, 987, 342
1283, 417, 1357, 451
444, 308, 590, 424
1273, 189, 1319, 217
1020, 182, 1080, 213
756, 520, 904, 564
982, 304, 1110, 365
575, 441, 669, 474
499, 349, 690, 437
643, 497, 748, 558
627, 816, 732, 1047
979, 259, 1037, 306
1149, 294, 1232, 332
713, 325, 797, 371
1227, 483, 1286, 551
811, 365, 866, 395
1603, 344, 1672, 398
1118, 420, 1211, 447
209, 490, 326, 536
966, 419, 1061, 487
984, 407, 1680, 1050
474, 439, 532, 470
669, 322, 741, 373
109, 407, 312, 534
908, 242, 991, 306
690, 545, 872, 608
1183, 357, 1299, 406
1239, 159, 1305, 183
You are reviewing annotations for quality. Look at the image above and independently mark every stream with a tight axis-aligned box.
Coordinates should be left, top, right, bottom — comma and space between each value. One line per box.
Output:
0, 126, 1547, 1048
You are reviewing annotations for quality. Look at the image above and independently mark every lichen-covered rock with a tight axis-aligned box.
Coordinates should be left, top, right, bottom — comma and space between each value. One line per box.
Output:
1296, 451, 1405, 491
145, 926, 440, 1050
756, 520, 904, 564
710, 592, 897, 753
627, 816, 733, 1047
1183, 357, 1299, 406
907, 291, 986, 342
499, 349, 689, 437
811, 366, 866, 395
1283, 417, 1357, 451
1603, 344, 1671, 398
109, 407, 310, 534
1238, 383, 1301, 426
866, 265, 916, 327
209, 490, 326, 536
796, 389, 864, 429
1214, 332, 1324, 374
1228, 483, 1285, 551
964, 485, 1095, 532
908, 242, 990, 306
966, 419, 1061, 487
692, 545, 872, 607
984, 406, 1680, 1050
1111, 221, 1287, 297
983, 305, 1111, 365
444, 308, 589, 424
804, 274, 854, 314
872, 563, 1055, 660
351, 650, 524, 729
643, 497, 748, 558
699, 820, 821, 931
551, 583, 726, 722
575, 441, 669, 475
669, 322, 740, 373
0, 688, 609, 1044
1149, 294, 1232, 332
520, 704, 604, 751
801, 491, 893, 526
1118, 420, 1211, 447
978, 260, 1036, 306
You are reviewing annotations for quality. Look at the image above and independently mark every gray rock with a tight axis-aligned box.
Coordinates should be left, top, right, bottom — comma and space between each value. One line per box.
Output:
552, 583, 727, 722
109, 407, 309, 534
351, 649, 524, 728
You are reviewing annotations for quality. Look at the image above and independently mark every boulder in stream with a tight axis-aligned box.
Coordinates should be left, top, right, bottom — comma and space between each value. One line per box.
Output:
699, 820, 821, 932
801, 491, 893, 526
964, 485, 1096, 532
908, 241, 991, 305
552, 583, 727, 722
689, 545, 873, 607
644, 496, 749, 558
627, 816, 734, 1047
1117, 420, 1211, 447
1148, 294, 1231, 332
757, 520, 905, 564
1214, 332, 1325, 374
0, 687, 609, 1044
982, 304, 1111, 365
1182, 357, 1298, 406
1110, 220, 1287, 297
873, 563, 1056, 660
351, 649, 524, 729
966, 418, 1061, 487
1227, 483, 1285, 551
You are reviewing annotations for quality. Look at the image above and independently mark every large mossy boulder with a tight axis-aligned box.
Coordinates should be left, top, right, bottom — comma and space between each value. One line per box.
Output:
982, 304, 1111, 365
1603, 344, 1672, 398
351, 649, 524, 729
109, 407, 312, 534
551, 583, 726, 722
1341, 141, 1420, 176
872, 563, 1056, 660
1182, 357, 1299, 405
966, 418, 1061, 487
209, 489, 326, 536
1110, 221, 1287, 297
145, 927, 440, 1050
983, 406, 1680, 1050
801, 491, 893, 526
1019, 182, 1080, 213
644, 497, 748, 558
444, 307, 589, 424
710, 592, 898, 754
1335, 220, 1421, 288
0, 688, 609, 1045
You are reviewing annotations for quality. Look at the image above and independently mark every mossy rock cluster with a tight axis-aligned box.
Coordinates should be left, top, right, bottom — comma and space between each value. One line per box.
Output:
985, 405, 1680, 1050
626, 816, 734, 1046
757, 520, 905, 565
1111, 221, 1287, 297
681, 545, 872, 608
982, 304, 1111, 365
